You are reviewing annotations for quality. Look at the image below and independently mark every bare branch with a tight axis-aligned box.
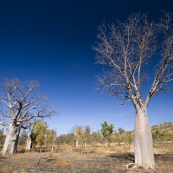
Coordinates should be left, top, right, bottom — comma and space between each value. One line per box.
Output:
94, 13, 158, 108
0, 78, 58, 128
0, 121, 8, 127
145, 12, 173, 106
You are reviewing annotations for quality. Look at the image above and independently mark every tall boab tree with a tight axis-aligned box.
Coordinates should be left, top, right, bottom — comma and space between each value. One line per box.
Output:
94, 12, 173, 169
0, 78, 57, 155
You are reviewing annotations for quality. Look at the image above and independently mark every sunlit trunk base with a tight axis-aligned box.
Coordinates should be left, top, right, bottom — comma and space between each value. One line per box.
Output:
1, 122, 20, 155
106, 139, 108, 148
105, 139, 110, 148
76, 139, 78, 148
134, 109, 155, 169
26, 135, 32, 151
52, 140, 54, 153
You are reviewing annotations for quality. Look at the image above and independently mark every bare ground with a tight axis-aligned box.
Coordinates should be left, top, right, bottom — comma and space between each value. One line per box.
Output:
0, 150, 173, 173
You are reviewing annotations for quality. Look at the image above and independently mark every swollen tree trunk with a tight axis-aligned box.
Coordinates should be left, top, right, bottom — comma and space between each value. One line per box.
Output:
26, 135, 32, 151
1, 122, 20, 155
134, 108, 155, 169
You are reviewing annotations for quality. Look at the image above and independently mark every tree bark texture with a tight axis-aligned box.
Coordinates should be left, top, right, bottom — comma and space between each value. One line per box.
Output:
106, 139, 108, 148
52, 140, 54, 153
134, 108, 155, 169
1, 122, 20, 155
26, 135, 32, 151
76, 139, 78, 148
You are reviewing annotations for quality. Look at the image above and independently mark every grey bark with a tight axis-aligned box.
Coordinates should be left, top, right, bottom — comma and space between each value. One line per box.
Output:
134, 108, 155, 169
51, 134, 56, 154
105, 139, 109, 148
25, 121, 35, 151
1, 122, 20, 155
76, 139, 79, 148
26, 135, 32, 151
51, 140, 54, 153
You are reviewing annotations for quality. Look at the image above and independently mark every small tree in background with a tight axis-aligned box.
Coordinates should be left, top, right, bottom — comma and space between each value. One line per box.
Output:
46, 129, 56, 154
118, 127, 125, 135
118, 127, 126, 144
34, 122, 46, 149
101, 121, 114, 147
82, 125, 91, 154
90, 131, 103, 147
75, 126, 82, 148
32, 121, 46, 164
111, 130, 122, 146
125, 132, 133, 148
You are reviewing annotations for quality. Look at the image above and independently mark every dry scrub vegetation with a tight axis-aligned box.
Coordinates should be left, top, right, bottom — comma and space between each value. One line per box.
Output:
0, 143, 173, 173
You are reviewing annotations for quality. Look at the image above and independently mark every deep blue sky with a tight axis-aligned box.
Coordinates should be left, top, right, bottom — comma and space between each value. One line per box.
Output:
0, 0, 173, 134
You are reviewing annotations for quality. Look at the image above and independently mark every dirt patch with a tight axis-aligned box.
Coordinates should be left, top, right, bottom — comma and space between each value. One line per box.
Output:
0, 151, 173, 173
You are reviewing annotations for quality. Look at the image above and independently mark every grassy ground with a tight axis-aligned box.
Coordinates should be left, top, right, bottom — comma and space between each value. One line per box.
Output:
0, 143, 173, 173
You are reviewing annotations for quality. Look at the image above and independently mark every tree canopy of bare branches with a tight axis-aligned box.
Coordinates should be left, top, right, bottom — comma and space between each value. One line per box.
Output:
94, 12, 173, 108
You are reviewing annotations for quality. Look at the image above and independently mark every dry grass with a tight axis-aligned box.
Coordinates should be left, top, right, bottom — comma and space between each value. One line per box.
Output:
54, 158, 69, 166
155, 160, 173, 173
1, 166, 13, 173
48, 152, 53, 157
1, 165, 28, 173
76, 155, 89, 160
0, 143, 173, 172
154, 143, 173, 154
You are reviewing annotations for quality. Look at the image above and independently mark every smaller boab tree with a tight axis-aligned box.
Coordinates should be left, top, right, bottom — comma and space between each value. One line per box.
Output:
101, 121, 114, 147
0, 78, 57, 155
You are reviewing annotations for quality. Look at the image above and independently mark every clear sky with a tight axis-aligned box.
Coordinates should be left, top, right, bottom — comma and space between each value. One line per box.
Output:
0, 0, 173, 134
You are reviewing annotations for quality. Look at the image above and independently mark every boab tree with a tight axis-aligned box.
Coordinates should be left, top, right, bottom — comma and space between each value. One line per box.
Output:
25, 119, 37, 151
0, 78, 57, 155
94, 12, 173, 169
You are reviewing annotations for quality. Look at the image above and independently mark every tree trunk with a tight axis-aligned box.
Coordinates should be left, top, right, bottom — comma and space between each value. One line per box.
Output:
1, 122, 20, 155
76, 139, 78, 148
38, 145, 42, 165
26, 135, 32, 151
134, 108, 155, 169
93, 141, 96, 147
84, 141, 86, 154
52, 139, 55, 154
106, 139, 108, 148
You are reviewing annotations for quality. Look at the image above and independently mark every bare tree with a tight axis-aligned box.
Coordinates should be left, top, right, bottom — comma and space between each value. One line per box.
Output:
93, 12, 173, 169
0, 78, 57, 155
